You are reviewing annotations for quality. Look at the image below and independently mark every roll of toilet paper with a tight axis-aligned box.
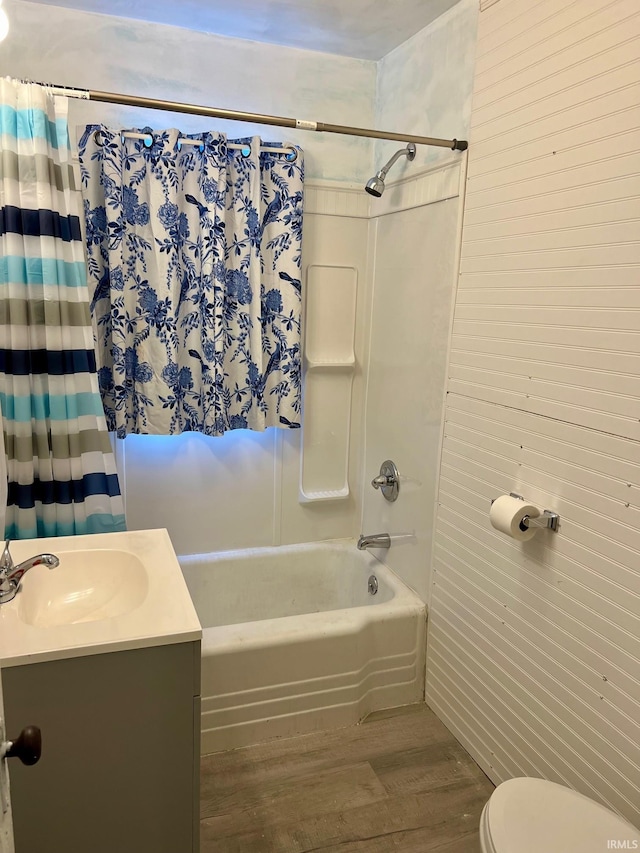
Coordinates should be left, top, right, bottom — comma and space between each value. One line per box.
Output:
489, 495, 540, 541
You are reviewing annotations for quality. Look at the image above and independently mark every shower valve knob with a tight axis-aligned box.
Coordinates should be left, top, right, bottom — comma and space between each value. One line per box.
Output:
371, 460, 400, 502
372, 475, 391, 488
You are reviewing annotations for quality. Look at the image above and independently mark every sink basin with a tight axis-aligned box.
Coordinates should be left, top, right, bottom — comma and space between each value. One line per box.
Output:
0, 529, 201, 668
17, 549, 149, 628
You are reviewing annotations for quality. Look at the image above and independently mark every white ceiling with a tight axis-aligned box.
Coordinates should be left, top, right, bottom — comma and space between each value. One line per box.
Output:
25, 0, 462, 60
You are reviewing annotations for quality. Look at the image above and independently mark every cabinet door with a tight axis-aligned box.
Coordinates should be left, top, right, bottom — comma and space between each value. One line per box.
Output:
4, 643, 198, 853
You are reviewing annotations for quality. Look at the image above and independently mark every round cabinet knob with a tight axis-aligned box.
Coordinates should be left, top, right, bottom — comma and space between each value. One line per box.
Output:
6, 726, 42, 765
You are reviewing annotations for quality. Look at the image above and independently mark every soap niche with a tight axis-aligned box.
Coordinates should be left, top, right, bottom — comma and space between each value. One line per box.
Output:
300, 264, 357, 503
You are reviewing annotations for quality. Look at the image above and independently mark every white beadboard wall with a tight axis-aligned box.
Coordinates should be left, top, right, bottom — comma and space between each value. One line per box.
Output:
427, 0, 640, 829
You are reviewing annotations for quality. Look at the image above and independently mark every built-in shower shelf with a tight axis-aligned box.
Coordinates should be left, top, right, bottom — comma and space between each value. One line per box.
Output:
305, 358, 355, 369
299, 487, 350, 504
300, 264, 357, 504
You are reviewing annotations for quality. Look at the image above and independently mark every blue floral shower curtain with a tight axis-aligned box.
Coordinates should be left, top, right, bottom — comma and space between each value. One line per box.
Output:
78, 127, 304, 437
0, 79, 125, 538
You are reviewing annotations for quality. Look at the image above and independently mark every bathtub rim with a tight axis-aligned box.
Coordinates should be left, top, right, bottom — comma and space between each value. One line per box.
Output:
179, 538, 427, 653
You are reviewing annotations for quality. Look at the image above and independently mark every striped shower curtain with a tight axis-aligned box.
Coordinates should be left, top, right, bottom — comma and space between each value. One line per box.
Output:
0, 78, 126, 538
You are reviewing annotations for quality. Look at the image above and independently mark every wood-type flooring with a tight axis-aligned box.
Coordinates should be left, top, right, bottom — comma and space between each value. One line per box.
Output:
200, 704, 494, 852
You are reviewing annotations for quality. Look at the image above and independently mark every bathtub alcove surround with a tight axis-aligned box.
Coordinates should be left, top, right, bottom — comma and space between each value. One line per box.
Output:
181, 541, 426, 753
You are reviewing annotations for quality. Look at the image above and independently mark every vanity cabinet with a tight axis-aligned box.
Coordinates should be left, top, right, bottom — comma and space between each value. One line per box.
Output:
3, 640, 201, 853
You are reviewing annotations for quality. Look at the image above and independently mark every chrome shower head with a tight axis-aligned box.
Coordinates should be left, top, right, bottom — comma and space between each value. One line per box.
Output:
365, 174, 385, 197
364, 143, 416, 198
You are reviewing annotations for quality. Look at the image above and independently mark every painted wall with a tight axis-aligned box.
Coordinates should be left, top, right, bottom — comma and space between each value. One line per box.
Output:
1, 0, 377, 183
427, 0, 640, 827
25, 0, 463, 61
374, 0, 478, 176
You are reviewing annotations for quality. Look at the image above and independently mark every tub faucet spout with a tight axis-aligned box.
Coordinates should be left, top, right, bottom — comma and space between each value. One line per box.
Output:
357, 533, 391, 550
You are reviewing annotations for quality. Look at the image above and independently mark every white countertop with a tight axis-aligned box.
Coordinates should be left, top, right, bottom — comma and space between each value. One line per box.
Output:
0, 528, 202, 667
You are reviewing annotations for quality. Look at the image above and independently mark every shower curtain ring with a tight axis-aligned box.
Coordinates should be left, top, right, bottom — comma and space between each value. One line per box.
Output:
93, 129, 103, 146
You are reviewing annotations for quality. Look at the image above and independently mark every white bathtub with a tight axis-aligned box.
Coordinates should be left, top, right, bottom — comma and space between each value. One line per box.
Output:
179, 540, 426, 754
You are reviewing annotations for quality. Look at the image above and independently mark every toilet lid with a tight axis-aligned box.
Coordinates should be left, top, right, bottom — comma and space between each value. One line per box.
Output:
485, 778, 640, 853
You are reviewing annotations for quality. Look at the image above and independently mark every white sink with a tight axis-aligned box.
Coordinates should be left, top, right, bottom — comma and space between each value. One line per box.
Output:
0, 529, 201, 667
18, 549, 149, 628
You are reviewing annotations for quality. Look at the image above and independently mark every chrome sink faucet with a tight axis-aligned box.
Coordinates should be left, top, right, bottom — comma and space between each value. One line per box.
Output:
357, 533, 391, 550
0, 539, 60, 604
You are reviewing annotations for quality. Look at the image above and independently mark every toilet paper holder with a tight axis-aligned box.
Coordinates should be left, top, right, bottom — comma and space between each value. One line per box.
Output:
491, 493, 560, 533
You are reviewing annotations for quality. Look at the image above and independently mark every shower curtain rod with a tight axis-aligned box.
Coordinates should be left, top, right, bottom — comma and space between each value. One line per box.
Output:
43, 83, 468, 151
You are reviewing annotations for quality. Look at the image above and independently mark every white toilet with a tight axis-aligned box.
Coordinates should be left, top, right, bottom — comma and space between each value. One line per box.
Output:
480, 777, 640, 852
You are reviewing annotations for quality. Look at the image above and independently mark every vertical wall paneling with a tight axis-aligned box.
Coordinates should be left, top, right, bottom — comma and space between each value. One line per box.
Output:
428, 0, 640, 826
